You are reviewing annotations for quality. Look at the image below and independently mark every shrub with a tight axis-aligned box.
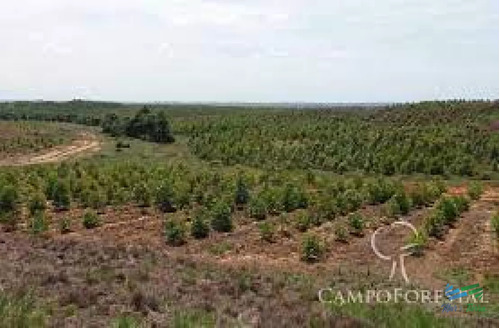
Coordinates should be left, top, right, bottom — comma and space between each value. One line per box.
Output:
435, 197, 459, 225
82, 210, 100, 229
0, 185, 19, 214
343, 189, 363, 213
155, 183, 176, 213
191, 209, 209, 239
425, 211, 446, 239
28, 192, 46, 215
52, 181, 71, 210
30, 211, 48, 235
281, 184, 308, 212
467, 182, 483, 201
133, 183, 152, 207
408, 229, 427, 257
451, 195, 470, 213
165, 219, 185, 246
211, 201, 233, 232
59, 217, 71, 234
492, 212, 499, 235
386, 192, 410, 217
348, 213, 364, 236
295, 212, 311, 232
301, 234, 324, 263
366, 179, 395, 204
258, 221, 274, 242
334, 225, 348, 243
234, 177, 250, 207
248, 197, 267, 220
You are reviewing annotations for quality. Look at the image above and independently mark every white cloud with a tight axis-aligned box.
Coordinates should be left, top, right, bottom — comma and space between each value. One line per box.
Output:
0, 0, 497, 102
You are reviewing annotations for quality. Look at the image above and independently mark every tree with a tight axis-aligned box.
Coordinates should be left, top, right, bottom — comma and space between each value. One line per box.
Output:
191, 209, 209, 239
53, 181, 71, 210
211, 201, 233, 232
234, 177, 250, 207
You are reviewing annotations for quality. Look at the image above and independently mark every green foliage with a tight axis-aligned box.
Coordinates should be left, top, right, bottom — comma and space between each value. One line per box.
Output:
424, 211, 446, 239
165, 219, 186, 246
155, 182, 176, 213
248, 197, 267, 220
30, 211, 48, 235
492, 212, 499, 236
451, 195, 470, 213
234, 177, 250, 206
334, 225, 349, 243
82, 210, 100, 229
190, 209, 209, 239
300, 234, 324, 263
111, 315, 142, 328
435, 197, 459, 225
281, 183, 308, 212
467, 181, 483, 200
258, 221, 275, 243
210, 201, 233, 232
0, 185, 19, 214
59, 217, 71, 234
295, 211, 314, 232
348, 213, 364, 236
408, 229, 427, 257
133, 182, 152, 207
0, 291, 47, 328
52, 181, 71, 210
28, 192, 47, 216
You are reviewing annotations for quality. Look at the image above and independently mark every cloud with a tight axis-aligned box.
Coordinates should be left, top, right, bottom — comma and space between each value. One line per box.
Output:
0, 0, 497, 102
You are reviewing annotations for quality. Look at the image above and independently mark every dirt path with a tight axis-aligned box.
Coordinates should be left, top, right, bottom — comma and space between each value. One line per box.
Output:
0, 132, 100, 166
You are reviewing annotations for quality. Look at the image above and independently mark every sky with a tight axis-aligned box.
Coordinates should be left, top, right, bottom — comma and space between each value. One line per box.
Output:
0, 0, 498, 102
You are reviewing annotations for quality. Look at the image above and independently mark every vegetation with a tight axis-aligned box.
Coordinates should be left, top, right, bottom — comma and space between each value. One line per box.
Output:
82, 210, 100, 229
165, 219, 186, 246
301, 233, 324, 263
190, 209, 209, 239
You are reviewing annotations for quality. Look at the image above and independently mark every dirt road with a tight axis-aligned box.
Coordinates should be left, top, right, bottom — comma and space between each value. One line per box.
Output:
0, 132, 101, 166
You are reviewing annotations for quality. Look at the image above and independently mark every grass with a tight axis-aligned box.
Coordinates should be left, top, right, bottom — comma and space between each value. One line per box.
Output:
436, 267, 471, 286
327, 302, 470, 328
172, 309, 216, 328
0, 291, 47, 328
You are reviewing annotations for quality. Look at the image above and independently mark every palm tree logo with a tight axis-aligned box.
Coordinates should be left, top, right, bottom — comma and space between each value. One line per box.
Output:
370, 221, 418, 283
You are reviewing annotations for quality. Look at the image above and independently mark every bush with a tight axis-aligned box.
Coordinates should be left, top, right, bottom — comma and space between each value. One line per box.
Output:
30, 211, 48, 235
155, 183, 176, 213
451, 195, 470, 213
28, 192, 46, 215
211, 201, 233, 232
133, 183, 152, 207
0, 185, 19, 214
386, 192, 410, 217
165, 219, 185, 246
467, 182, 483, 200
82, 210, 100, 229
59, 217, 71, 234
408, 229, 427, 257
425, 211, 446, 239
281, 184, 308, 212
334, 225, 348, 243
348, 213, 364, 236
234, 177, 250, 207
492, 212, 499, 236
191, 209, 209, 239
258, 221, 274, 243
52, 181, 71, 210
248, 197, 267, 220
435, 197, 459, 225
301, 234, 324, 263
295, 212, 311, 232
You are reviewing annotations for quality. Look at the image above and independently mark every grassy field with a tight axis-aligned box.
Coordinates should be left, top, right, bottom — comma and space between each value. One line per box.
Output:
0, 100, 497, 327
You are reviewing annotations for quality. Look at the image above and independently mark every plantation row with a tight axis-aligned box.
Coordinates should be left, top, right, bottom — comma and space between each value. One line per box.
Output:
181, 102, 497, 177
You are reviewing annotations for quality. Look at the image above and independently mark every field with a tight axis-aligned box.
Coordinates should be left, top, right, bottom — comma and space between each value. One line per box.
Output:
0, 100, 498, 327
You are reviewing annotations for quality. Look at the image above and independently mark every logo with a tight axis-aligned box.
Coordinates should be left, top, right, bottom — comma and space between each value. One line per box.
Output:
371, 220, 418, 283
442, 283, 486, 313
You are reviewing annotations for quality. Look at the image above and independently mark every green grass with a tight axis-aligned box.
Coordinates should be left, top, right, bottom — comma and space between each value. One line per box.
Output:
172, 308, 216, 328
327, 302, 470, 328
0, 291, 47, 328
